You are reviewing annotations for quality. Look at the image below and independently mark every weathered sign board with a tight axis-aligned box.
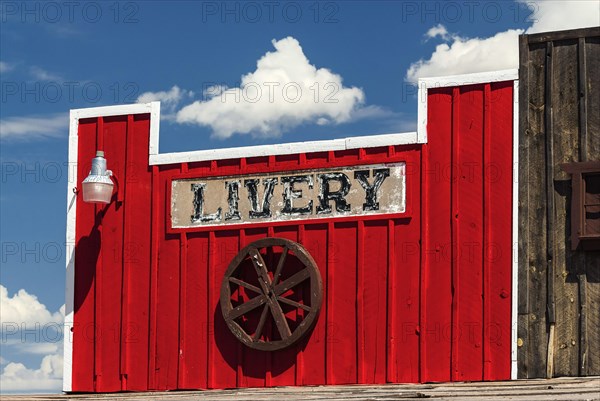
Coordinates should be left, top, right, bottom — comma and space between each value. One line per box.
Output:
170, 162, 406, 229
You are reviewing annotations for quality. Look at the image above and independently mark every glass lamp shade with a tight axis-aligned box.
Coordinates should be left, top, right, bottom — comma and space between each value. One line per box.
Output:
82, 180, 114, 203
81, 151, 114, 204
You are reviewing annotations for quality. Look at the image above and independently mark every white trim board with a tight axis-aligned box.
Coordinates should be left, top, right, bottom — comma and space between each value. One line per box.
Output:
62, 110, 79, 392
148, 132, 420, 165
510, 79, 519, 381
417, 69, 519, 145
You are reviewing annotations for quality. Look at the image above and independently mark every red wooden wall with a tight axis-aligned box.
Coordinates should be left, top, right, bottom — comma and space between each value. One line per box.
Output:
68, 81, 514, 392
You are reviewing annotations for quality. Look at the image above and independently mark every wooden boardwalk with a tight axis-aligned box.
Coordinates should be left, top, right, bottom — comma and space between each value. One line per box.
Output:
4, 377, 599, 401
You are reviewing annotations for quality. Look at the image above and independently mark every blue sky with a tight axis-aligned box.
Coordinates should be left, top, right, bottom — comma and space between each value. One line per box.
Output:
1, 0, 598, 393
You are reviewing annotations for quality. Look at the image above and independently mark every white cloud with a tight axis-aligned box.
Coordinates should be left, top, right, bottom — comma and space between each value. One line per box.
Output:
137, 86, 194, 121
405, 0, 600, 82
0, 286, 65, 393
406, 29, 523, 82
0, 285, 63, 327
0, 353, 63, 393
526, 0, 600, 34
176, 36, 365, 139
29, 66, 63, 81
424, 24, 450, 41
137, 85, 191, 108
0, 61, 14, 74
0, 114, 67, 140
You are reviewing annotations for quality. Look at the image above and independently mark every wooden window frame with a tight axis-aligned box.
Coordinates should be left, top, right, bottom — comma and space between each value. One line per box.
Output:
561, 161, 600, 251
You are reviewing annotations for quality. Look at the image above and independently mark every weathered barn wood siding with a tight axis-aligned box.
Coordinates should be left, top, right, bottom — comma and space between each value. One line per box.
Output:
518, 26, 600, 379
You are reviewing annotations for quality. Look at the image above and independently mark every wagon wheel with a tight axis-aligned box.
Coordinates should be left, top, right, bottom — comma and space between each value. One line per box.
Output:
220, 237, 322, 351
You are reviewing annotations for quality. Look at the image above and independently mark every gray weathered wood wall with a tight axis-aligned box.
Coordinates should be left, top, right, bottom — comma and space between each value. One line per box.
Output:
518, 26, 600, 378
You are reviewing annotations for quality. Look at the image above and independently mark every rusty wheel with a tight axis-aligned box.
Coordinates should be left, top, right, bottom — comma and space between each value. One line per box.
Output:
220, 237, 322, 351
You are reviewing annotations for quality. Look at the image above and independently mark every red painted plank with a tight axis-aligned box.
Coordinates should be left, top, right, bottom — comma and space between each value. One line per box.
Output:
454, 85, 485, 381
483, 84, 493, 381
72, 119, 100, 391
422, 88, 453, 382
120, 114, 152, 391
485, 82, 513, 380
96, 116, 128, 392
361, 221, 388, 383
329, 221, 358, 384
154, 166, 181, 390
209, 231, 240, 388
182, 232, 209, 388
148, 165, 160, 390
394, 149, 421, 383
326, 221, 334, 383
357, 221, 365, 384
301, 224, 328, 385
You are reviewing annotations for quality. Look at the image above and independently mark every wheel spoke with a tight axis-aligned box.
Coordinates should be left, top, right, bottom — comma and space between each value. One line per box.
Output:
274, 268, 311, 296
228, 295, 267, 320
277, 296, 312, 312
268, 299, 292, 340
272, 246, 288, 286
249, 247, 273, 292
229, 277, 262, 294
253, 304, 270, 341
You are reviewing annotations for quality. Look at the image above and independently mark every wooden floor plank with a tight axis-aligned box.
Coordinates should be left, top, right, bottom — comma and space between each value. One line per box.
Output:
2, 377, 599, 401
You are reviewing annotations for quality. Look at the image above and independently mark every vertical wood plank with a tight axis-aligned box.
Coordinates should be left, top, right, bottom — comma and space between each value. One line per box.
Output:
210, 231, 239, 388
544, 41, 556, 344
583, 36, 600, 377
329, 222, 358, 384
450, 87, 461, 382
72, 119, 99, 391
326, 222, 334, 384
551, 39, 580, 377
302, 224, 328, 385
362, 221, 388, 383
454, 85, 485, 381
517, 33, 532, 379
524, 42, 549, 379
584, 36, 600, 375
148, 165, 160, 390
422, 88, 453, 382
97, 116, 128, 391
394, 153, 421, 384
386, 219, 397, 382
177, 164, 188, 389
357, 221, 365, 383
120, 115, 152, 391
183, 232, 209, 389
155, 166, 181, 390
485, 82, 514, 380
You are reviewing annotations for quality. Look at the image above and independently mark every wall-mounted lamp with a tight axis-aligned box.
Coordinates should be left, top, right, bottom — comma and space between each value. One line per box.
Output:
82, 151, 114, 204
